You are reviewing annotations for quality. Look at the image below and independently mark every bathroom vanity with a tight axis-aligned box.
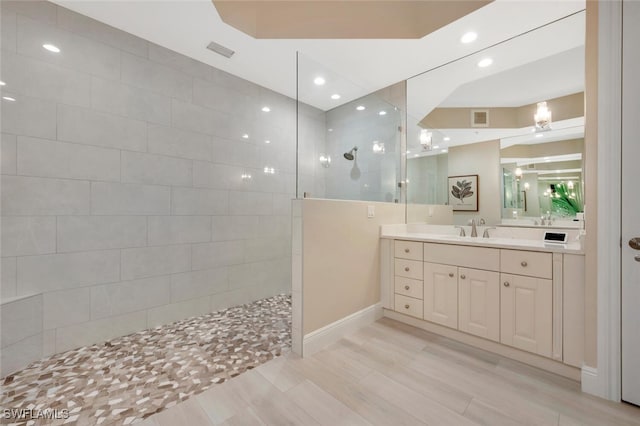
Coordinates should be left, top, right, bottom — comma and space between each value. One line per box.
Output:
380, 224, 585, 379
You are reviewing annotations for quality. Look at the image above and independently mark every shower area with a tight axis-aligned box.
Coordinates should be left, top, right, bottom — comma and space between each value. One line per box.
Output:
0, 1, 306, 423
296, 53, 404, 204
0, 4, 403, 424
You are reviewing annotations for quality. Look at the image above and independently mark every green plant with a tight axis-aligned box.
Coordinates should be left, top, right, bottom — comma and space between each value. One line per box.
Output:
551, 183, 583, 216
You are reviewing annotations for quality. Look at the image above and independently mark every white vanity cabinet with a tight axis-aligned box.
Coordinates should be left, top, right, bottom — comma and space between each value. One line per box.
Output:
423, 262, 458, 329
500, 273, 552, 357
458, 268, 500, 342
382, 235, 585, 376
498, 249, 553, 357
423, 243, 500, 336
393, 241, 424, 319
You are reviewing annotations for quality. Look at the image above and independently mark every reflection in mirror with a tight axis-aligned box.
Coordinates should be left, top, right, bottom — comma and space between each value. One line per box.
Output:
296, 53, 404, 202
501, 128, 584, 222
406, 10, 585, 226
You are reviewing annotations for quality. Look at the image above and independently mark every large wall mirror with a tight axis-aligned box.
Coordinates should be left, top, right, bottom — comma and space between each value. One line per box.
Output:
406, 10, 585, 227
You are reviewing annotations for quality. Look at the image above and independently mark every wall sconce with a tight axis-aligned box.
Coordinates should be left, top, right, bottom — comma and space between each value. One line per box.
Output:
534, 101, 552, 131
514, 167, 523, 180
420, 129, 433, 151
372, 141, 385, 154
319, 154, 331, 168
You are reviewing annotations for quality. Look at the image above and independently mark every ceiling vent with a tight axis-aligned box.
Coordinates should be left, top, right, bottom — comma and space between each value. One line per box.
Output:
206, 41, 235, 58
471, 109, 489, 127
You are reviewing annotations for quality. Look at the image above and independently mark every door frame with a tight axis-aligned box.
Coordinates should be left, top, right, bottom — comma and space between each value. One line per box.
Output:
586, 0, 622, 402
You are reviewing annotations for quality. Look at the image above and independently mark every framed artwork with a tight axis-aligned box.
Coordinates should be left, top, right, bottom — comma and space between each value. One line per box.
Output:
448, 175, 479, 211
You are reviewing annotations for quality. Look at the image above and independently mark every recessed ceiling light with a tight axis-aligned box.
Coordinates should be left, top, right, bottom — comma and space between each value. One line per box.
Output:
261, 106, 270, 112
331, 94, 341, 100
42, 43, 60, 53
0, 80, 5, 86
460, 32, 478, 44
441, 149, 448, 153
314, 77, 325, 86
2, 96, 16, 102
379, 110, 387, 116
433, 145, 440, 149
545, 159, 551, 162
443, 137, 450, 141
535, 133, 544, 138
265, 140, 271, 144
328, 128, 333, 132
544, 157, 550, 160
242, 134, 249, 139
356, 105, 365, 111
477, 58, 493, 68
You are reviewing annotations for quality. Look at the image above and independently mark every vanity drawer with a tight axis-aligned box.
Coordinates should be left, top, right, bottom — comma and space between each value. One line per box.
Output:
394, 276, 423, 299
394, 240, 423, 261
501, 249, 552, 279
395, 259, 423, 280
394, 294, 423, 319
423, 242, 499, 271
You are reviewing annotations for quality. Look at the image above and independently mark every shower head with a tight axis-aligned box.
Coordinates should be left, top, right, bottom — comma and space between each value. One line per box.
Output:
344, 146, 358, 160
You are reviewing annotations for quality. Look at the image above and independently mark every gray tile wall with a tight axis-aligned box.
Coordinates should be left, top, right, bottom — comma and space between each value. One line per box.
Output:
0, 0, 324, 376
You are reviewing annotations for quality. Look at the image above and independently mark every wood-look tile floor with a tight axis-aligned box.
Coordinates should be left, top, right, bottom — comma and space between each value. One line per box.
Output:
142, 317, 640, 426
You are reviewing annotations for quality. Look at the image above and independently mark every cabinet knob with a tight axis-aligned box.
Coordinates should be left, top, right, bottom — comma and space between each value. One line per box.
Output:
404, 248, 410, 253
404, 304, 410, 309
504, 281, 510, 287
404, 267, 410, 272
404, 285, 410, 290
448, 272, 454, 278
521, 261, 528, 267
460, 274, 466, 279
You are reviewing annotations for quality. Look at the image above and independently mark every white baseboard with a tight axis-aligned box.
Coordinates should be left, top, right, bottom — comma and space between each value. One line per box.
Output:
302, 303, 383, 357
581, 366, 600, 396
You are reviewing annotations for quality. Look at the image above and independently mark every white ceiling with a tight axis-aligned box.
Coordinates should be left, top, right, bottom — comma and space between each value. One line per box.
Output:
439, 46, 585, 108
51, 0, 585, 111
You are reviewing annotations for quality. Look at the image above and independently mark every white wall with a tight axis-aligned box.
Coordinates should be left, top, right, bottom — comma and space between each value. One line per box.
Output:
298, 199, 404, 335
448, 139, 501, 226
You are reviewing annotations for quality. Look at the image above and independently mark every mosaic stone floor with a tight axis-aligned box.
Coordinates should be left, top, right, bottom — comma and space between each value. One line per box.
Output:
0, 294, 291, 426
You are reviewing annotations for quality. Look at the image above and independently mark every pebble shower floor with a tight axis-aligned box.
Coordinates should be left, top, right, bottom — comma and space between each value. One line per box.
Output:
0, 294, 292, 425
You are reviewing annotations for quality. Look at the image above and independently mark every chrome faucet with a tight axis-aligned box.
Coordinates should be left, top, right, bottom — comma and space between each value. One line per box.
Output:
483, 227, 496, 238
470, 219, 478, 238
455, 225, 466, 237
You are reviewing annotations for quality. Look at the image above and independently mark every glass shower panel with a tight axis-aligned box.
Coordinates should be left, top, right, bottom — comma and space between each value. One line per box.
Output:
296, 52, 404, 203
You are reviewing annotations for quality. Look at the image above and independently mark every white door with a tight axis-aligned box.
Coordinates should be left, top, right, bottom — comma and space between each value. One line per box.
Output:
621, 0, 640, 407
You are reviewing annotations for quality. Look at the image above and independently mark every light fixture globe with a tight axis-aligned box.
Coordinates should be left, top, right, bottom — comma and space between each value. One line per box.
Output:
419, 129, 433, 151
534, 101, 552, 131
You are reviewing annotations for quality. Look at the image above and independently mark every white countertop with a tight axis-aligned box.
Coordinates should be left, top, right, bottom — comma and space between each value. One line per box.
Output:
381, 228, 584, 254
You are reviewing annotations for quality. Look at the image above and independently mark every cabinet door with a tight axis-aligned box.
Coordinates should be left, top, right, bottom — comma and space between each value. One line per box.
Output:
458, 268, 500, 342
423, 262, 458, 329
500, 273, 552, 357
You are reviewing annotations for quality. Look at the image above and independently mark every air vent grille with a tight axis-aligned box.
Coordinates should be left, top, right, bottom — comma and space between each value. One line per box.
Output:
471, 109, 489, 127
207, 41, 235, 58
